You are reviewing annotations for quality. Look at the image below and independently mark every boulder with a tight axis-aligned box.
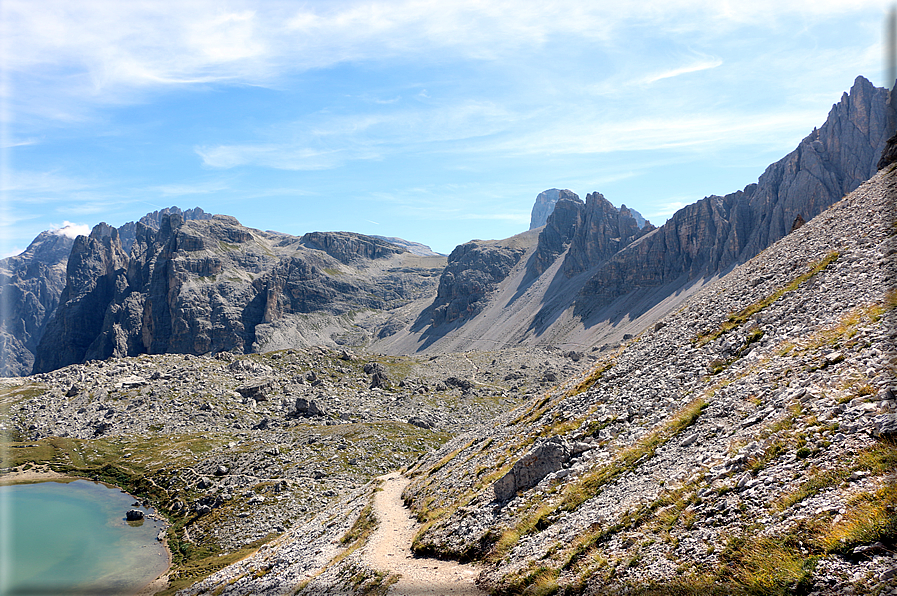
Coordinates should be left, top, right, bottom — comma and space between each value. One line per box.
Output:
125, 509, 144, 521
370, 371, 391, 389
445, 377, 474, 392
363, 362, 386, 375
408, 417, 434, 430
237, 378, 275, 401
494, 437, 570, 501
292, 397, 326, 417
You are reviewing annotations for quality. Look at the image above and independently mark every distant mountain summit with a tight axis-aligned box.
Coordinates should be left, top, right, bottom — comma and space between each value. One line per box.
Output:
0, 231, 75, 375
371, 236, 444, 257
529, 188, 647, 231
30, 215, 446, 374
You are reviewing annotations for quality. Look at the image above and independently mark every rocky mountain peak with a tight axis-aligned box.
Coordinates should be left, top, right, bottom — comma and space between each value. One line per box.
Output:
118, 206, 213, 254
529, 188, 580, 230
525, 189, 651, 281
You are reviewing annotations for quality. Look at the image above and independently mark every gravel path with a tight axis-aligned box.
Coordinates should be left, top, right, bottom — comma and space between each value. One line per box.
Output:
365, 472, 485, 596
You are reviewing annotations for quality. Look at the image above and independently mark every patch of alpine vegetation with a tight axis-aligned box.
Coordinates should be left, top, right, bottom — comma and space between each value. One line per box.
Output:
397, 168, 897, 595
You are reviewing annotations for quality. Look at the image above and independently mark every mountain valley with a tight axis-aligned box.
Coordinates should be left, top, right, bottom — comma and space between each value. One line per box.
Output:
0, 75, 895, 596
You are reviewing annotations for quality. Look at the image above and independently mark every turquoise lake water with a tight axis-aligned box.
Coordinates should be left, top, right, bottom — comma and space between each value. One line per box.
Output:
0, 479, 169, 595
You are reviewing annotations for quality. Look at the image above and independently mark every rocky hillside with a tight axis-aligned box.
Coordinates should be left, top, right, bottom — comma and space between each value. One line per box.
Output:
180, 144, 896, 596
399, 166, 897, 595
1, 341, 590, 593
377, 76, 894, 356
5, 78, 890, 375
30, 214, 446, 374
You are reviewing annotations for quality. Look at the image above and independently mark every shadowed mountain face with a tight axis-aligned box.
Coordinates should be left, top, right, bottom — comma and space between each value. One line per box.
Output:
0, 232, 75, 376
574, 76, 892, 312
376, 76, 893, 354
0, 207, 219, 376
31, 215, 446, 374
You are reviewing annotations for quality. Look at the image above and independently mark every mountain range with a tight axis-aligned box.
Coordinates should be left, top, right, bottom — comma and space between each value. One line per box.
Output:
1, 75, 893, 378
2, 74, 896, 596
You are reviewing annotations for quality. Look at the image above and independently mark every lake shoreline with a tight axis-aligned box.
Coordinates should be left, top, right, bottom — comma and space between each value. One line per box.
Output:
0, 464, 174, 595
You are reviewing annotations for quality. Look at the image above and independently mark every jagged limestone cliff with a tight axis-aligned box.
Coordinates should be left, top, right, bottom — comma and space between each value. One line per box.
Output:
32, 215, 446, 373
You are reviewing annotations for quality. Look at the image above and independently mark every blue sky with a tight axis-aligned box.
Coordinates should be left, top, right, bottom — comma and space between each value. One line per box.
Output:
1, 1, 892, 257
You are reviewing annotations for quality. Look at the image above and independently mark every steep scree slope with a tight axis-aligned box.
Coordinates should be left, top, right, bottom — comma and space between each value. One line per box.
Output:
398, 166, 896, 595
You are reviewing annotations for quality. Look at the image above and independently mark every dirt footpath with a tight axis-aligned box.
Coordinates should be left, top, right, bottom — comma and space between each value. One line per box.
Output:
364, 472, 485, 596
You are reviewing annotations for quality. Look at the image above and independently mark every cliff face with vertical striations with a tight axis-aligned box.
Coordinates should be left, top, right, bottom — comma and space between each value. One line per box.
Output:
31, 215, 446, 373
10, 77, 895, 372
574, 75, 892, 310
0, 232, 74, 376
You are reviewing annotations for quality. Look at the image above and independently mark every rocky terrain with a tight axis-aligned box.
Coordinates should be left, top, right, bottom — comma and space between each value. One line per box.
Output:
0, 230, 74, 376
164, 134, 896, 596
3, 79, 890, 379
0, 75, 894, 596
0, 207, 214, 376
0, 340, 591, 592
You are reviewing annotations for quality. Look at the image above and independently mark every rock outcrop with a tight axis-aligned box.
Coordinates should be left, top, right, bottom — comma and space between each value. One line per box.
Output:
118, 206, 213, 254
529, 188, 565, 230
383, 76, 893, 355
526, 191, 654, 280
427, 240, 527, 327
493, 437, 570, 501
575, 76, 892, 310
399, 166, 897, 595
1, 206, 217, 375
31, 224, 129, 374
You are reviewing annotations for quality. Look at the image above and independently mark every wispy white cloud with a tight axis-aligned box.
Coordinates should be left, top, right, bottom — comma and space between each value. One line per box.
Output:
6, 0, 885, 119
643, 56, 724, 84
646, 200, 690, 222
152, 180, 232, 197
195, 99, 519, 170
0, 169, 88, 193
458, 212, 530, 223
196, 144, 359, 171
49, 221, 91, 238
1, 247, 26, 259
1, 138, 40, 148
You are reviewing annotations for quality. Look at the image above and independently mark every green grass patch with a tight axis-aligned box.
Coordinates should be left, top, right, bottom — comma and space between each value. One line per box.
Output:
823, 482, 897, 554
716, 534, 817, 595
696, 251, 839, 346
340, 503, 378, 547
558, 399, 707, 514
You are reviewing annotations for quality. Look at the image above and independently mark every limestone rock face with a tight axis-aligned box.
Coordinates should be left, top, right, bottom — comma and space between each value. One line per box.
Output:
32, 224, 129, 374
526, 191, 653, 281
576, 75, 892, 306
0, 232, 73, 375
31, 214, 444, 373
527, 191, 584, 278
494, 437, 570, 501
428, 240, 527, 326
300, 231, 404, 265
561, 191, 654, 277
118, 206, 212, 254
530, 188, 566, 230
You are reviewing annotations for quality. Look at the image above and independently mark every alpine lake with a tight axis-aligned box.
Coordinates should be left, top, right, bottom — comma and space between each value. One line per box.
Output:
0, 478, 169, 595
